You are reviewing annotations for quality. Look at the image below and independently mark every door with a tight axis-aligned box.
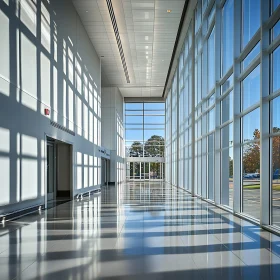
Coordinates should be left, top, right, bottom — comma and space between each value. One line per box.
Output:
101, 159, 106, 186
144, 162, 149, 180
47, 143, 55, 200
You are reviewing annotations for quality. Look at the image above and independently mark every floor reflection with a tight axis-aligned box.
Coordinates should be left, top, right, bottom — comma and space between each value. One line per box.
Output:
0, 182, 280, 279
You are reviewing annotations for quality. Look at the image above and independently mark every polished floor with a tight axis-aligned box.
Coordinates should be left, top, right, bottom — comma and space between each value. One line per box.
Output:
1, 182, 280, 279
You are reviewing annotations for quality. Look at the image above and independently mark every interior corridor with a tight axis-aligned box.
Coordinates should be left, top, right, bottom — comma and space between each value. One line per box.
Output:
1, 182, 280, 280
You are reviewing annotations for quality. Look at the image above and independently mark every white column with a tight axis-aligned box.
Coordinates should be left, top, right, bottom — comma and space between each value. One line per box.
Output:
233, 0, 242, 213
214, 0, 222, 204
260, 0, 270, 225
191, 16, 196, 197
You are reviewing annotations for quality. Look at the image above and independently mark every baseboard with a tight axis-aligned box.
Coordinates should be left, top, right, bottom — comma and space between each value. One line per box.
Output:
57, 190, 70, 198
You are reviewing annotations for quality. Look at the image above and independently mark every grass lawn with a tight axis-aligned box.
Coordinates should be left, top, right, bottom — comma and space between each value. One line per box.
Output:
243, 184, 280, 190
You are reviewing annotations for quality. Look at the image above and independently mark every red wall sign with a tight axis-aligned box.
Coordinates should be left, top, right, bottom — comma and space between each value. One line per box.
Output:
44, 108, 50, 115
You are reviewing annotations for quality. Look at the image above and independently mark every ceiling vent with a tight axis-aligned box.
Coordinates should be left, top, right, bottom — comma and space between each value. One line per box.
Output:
106, 0, 130, 83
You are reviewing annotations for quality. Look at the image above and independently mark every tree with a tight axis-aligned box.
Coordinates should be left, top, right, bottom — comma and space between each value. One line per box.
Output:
144, 135, 165, 157
144, 135, 165, 177
127, 136, 165, 179
272, 129, 280, 179
128, 141, 143, 157
243, 129, 260, 174
242, 128, 280, 177
243, 142, 260, 173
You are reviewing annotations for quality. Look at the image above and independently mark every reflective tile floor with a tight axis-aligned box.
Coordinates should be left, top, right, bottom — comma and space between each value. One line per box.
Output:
1, 182, 280, 279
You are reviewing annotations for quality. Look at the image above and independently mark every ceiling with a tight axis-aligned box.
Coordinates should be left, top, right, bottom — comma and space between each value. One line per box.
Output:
72, 0, 185, 97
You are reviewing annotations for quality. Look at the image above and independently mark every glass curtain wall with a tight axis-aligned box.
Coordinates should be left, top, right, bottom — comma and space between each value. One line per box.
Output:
125, 103, 165, 158
165, 0, 280, 228
171, 73, 178, 186
125, 103, 165, 180
166, 93, 172, 183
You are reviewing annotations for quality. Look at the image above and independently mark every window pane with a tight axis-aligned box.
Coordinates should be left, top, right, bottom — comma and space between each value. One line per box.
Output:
242, 108, 260, 142
208, 108, 215, 131
126, 140, 144, 147
273, 0, 280, 11
221, 91, 233, 123
272, 95, 280, 133
242, 0, 260, 48
242, 65, 260, 110
221, 75, 233, 95
221, 147, 234, 208
208, 5, 215, 26
126, 116, 143, 124
125, 102, 165, 158
203, 0, 208, 14
144, 103, 165, 110
208, 28, 215, 91
242, 142, 260, 219
125, 111, 143, 116
208, 94, 215, 106
144, 124, 165, 130
144, 116, 165, 124
272, 20, 280, 40
144, 111, 165, 116
197, 54, 202, 103
208, 133, 215, 200
144, 134, 165, 157
222, 0, 234, 75
195, 1, 202, 33
144, 130, 164, 141
125, 124, 143, 129
272, 46, 280, 92
126, 103, 143, 110
126, 130, 143, 141
242, 42, 260, 70
221, 123, 233, 147
272, 136, 280, 226
196, 33, 202, 55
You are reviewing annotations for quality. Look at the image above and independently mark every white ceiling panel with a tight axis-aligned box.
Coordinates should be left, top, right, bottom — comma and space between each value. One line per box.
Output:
72, 0, 185, 97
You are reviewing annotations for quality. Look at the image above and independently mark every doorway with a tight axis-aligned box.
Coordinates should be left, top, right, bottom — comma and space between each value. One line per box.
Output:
47, 138, 56, 201
126, 162, 165, 181
46, 137, 72, 207
101, 158, 110, 186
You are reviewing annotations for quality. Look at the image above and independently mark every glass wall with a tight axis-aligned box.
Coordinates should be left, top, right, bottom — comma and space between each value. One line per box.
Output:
165, 0, 280, 228
125, 102, 165, 181
125, 102, 165, 158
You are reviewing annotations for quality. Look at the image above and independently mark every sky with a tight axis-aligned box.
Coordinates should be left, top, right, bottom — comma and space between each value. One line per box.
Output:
125, 103, 165, 143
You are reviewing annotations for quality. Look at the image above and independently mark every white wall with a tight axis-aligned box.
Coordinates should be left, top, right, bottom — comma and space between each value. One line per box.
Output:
0, 0, 101, 214
101, 87, 125, 183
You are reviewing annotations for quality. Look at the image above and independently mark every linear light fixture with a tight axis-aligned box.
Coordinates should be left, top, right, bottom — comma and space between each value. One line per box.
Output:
106, 0, 130, 83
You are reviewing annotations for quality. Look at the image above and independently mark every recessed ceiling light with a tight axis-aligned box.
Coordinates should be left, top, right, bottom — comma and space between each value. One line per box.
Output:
86, 10, 88, 12
167, 9, 171, 13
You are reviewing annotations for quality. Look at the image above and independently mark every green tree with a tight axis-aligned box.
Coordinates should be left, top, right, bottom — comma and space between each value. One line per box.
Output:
128, 141, 143, 157
144, 135, 165, 157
